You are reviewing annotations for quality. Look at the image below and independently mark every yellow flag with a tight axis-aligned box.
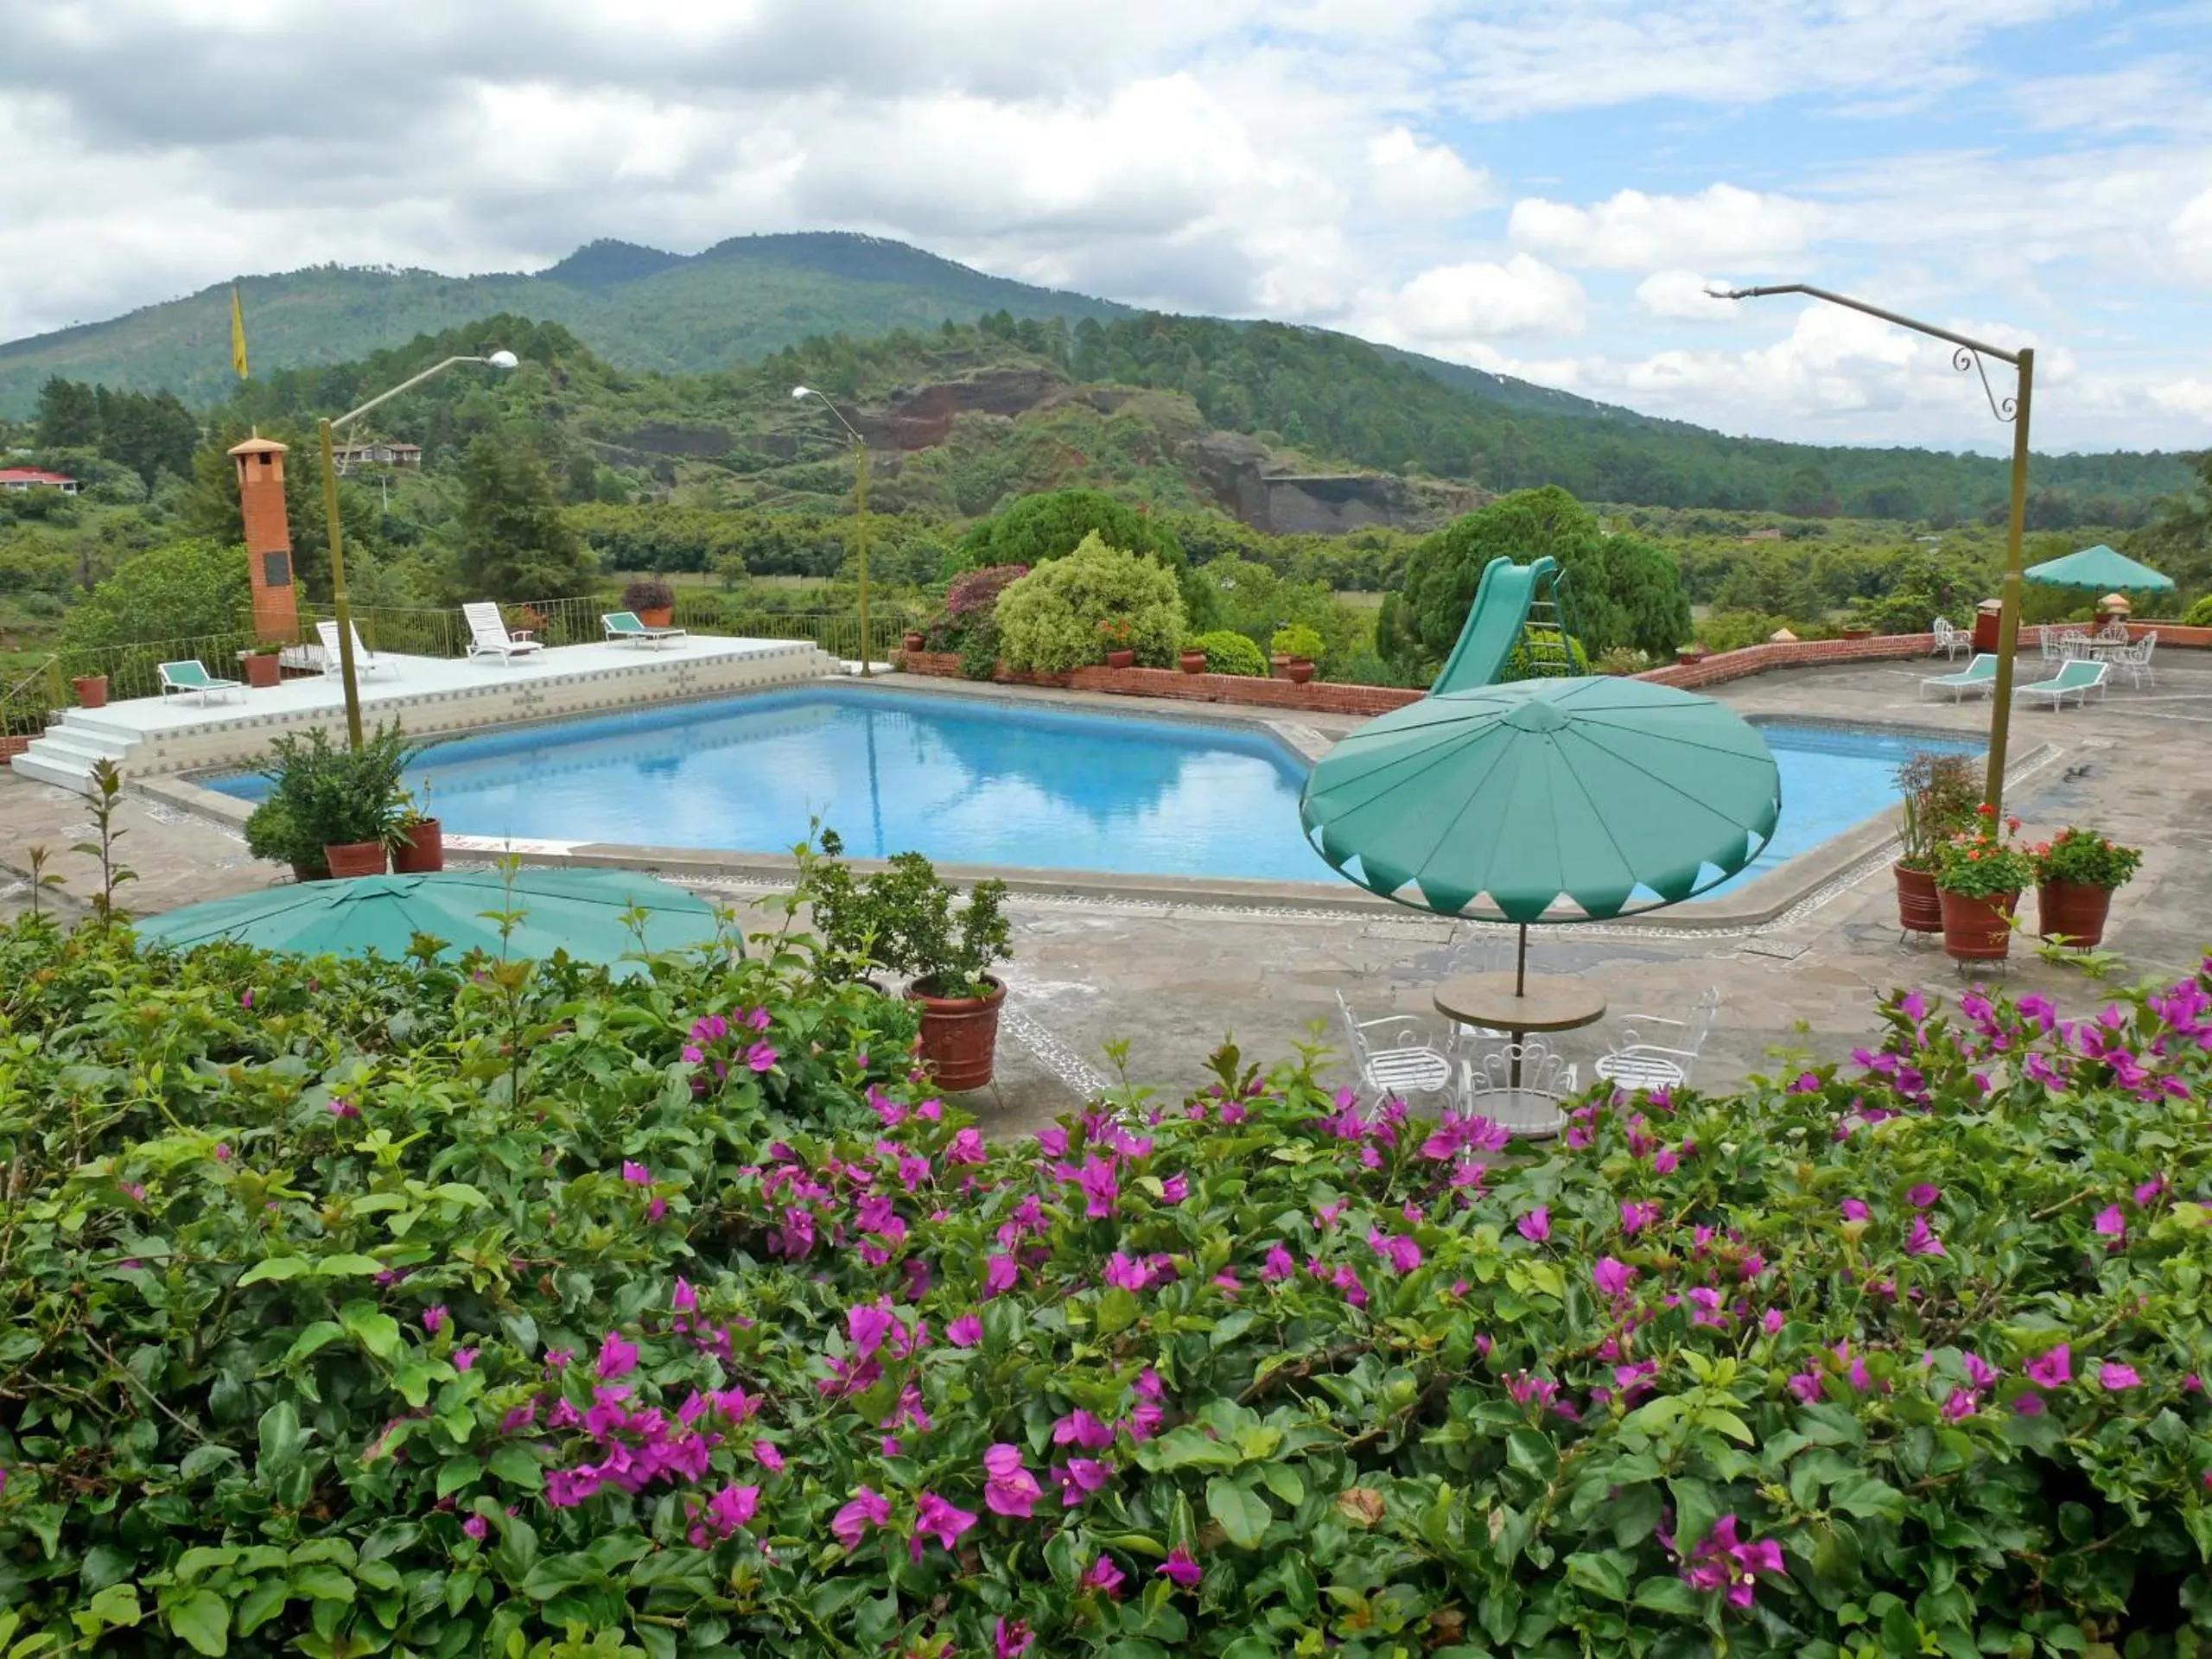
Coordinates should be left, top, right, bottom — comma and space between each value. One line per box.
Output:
230, 284, 250, 379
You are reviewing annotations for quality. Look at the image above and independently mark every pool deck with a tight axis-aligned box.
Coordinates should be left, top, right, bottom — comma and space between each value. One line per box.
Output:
3, 650, 2209, 1137
8, 634, 842, 792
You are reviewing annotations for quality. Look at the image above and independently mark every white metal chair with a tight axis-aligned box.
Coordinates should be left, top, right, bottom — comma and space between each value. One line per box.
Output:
1335, 990, 1454, 1103
1930, 617, 1969, 660
463, 601, 546, 664
2109, 631, 2157, 688
1461, 1040, 1580, 1138
1594, 988, 1719, 1094
316, 619, 394, 678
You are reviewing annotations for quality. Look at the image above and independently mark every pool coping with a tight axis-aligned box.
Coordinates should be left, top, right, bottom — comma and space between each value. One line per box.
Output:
137, 673, 2063, 932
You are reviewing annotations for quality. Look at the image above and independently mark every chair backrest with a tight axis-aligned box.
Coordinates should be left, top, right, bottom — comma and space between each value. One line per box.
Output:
1933, 617, 1955, 645
2056, 658, 2106, 689
1465, 1039, 1574, 1100
463, 601, 512, 647
1959, 653, 1996, 678
1684, 988, 1719, 1055
1332, 990, 1370, 1067
604, 612, 644, 633
2137, 631, 2158, 660
316, 619, 340, 653
160, 660, 210, 687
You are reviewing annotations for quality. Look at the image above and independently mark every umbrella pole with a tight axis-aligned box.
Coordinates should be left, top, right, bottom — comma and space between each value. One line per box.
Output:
1515, 923, 1527, 998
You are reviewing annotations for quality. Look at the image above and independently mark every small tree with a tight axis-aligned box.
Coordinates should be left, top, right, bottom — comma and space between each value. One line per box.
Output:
58, 537, 251, 653
994, 533, 1185, 673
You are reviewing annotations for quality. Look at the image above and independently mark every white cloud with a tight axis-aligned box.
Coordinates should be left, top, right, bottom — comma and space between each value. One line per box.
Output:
2149, 378, 2212, 423
2173, 186, 2212, 282
1511, 183, 1827, 270
1363, 126, 1496, 218
1635, 270, 1738, 321
1358, 255, 1588, 353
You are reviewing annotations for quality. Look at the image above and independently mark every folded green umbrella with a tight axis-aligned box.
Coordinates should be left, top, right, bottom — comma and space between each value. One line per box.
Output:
134, 867, 725, 976
1300, 676, 1781, 925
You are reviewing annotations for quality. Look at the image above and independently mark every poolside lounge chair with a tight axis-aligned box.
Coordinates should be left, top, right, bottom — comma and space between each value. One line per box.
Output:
2016, 658, 2107, 710
602, 610, 686, 649
1930, 617, 1970, 660
463, 601, 545, 664
1920, 652, 1998, 701
158, 659, 243, 705
315, 619, 393, 678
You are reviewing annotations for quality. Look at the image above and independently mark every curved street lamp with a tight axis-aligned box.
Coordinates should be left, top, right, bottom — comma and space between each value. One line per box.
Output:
1709, 284, 2032, 816
319, 351, 519, 747
791, 385, 874, 678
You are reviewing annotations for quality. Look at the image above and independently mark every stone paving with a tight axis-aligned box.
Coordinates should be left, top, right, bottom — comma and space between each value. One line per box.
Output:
3, 652, 2208, 1141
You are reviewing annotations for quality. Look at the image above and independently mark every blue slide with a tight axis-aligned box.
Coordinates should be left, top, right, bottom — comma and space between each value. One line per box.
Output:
1431, 555, 1560, 694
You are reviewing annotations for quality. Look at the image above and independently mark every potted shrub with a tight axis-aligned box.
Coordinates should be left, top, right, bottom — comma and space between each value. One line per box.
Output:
1188, 630, 1268, 677
1097, 617, 1138, 670
1179, 645, 1209, 674
621, 578, 676, 630
1272, 624, 1324, 684
808, 835, 1014, 1092
71, 674, 109, 709
902, 629, 927, 654
1932, 810, 2033, 962
1891, 752, 1980, 934
391, 785, 444, 874
245, 722, 416, 880
2030, 828, 2140, 948
241, 642, 284, 689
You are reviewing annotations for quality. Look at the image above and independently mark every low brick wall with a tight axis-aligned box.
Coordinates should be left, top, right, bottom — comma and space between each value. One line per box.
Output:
0, 735, 30, 762
1636, 632, 1936, 690
898, 652, 1423, 716
2115, 620, 2212, 647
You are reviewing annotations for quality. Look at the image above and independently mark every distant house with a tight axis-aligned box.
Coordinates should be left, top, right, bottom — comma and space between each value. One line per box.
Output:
332, 441, 423, 469
0, 468, 78, 495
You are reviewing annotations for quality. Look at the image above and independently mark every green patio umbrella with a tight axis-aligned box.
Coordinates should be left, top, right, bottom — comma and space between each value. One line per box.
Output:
135, 868, 725, 976
1300, 676, 1780, 979
2024, 543, 2174, 592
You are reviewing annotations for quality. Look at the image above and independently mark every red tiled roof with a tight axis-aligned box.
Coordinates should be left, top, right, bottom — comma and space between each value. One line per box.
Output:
0, 468, 75, 485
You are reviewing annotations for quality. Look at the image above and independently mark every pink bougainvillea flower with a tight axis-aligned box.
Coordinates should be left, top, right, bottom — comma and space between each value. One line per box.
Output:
1906, 1217, 1946, 1257
1761, 1308, 1784, 1336
596, 1331, 639, 1381
2013, 1391, 2046, 1415
1103, 1252, 1152, 1292
422, 1305, 448, 1335
1367, 1228, 1421, 1274
995, 1618, 1036, 1658
1261, 1242, 1295, 1281
1962, 1352, 1999, 1389
1158, 1546, 1203, 1589
2025, 1345, 2071, 1388
1516, 1206, 1551, 1243
452, 1347, 478, 1373
620, 1160, 652, 1185
1057, 1457, 1113, 1505
912, 1491, 978, 1555
983, 1254, 1020, 1298
1675, 1514, 1784, 1611
1908, 1183, 1941, 1209
1840, 1198, 1870, 1223
1160, 1173, 1190, 1204
545, 1465, 602, 1508
945, 1127, 987, 1165
461, 1514, 488, 1541
1083, 1554, 1127, 1598
1034, 1126, 1069, 1158
746, 1041, 778, 1073
947, 1313, 983, 1348
327, 1098, 359, 1119
847, 1300, 895, 1359
1942, 1388, 1980, 1421
831, 1487, 892, 1549
1592, 1257, 1635, 1299
2135, 1175, 2168, 1206
1052, 1408, 1115, 1452
2099, 1362, 2142, 1390
1787, 1370, 1823, 1404
753, 1440, 785, 1473
2094, 1205, 2126, 1243
982, 1444, 1044, 1518
672, 1277, 698, 1315
1068, 1156, 1120, 1218
1619, 1200, 1661, 1235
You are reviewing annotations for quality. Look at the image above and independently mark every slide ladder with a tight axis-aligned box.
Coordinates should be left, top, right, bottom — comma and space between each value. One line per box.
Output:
1517, 567, 1578, 677
1429, 555, 1578, 694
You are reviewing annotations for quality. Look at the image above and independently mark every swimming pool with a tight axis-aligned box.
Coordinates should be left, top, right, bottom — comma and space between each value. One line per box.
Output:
207, 691, 1978, 893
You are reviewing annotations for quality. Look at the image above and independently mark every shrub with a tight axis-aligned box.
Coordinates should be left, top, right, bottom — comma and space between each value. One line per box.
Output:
1895, 751, 1983, 874
957, 617, 1002, 681
2031, 827, 2143, 890
620, 576, 676, 613
0, 912, 2209, 1656
57, 536, 252, 654
995, 532, 1185, 672
1269, 624, 1324, 662
1935, 817, 2035, 897
808, 831, 1012, 997
1499, 627, 1590, 681
2183, 594, 2212, 627
1592, 645, 1650, 676
1188, 629, 1268, 677
243, 722, 419, 869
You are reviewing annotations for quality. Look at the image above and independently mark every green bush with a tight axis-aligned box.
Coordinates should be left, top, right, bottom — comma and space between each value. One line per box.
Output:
1187, 629, 1268, 677
995, 531, 1185, 672
0, 908, 2209, 1656
56, 536, 251, 654
1269, 624, 1325, 662
2183, 594, 2212, 627
1500, 627, 1590, 681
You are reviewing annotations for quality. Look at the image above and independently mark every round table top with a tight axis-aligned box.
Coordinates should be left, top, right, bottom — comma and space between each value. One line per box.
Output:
1433, 972, 1607, 1033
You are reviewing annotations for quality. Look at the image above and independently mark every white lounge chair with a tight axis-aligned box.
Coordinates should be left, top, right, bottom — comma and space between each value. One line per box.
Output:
2017, 658, 2106, 710
464, 601, 546, 664
158, 659, 243, 705
1930, 617, 1970, 660
1335, 989, 1453, 1103
315, 619, 393, 678
1920, 653, 1998, 701
1461, 1040, 1580, 1139
1594, 988, 1719, 1095
602, 611, 686, 649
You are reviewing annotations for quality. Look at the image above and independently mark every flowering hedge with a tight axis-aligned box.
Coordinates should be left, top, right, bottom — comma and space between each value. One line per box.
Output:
0, 913, 2209, 1658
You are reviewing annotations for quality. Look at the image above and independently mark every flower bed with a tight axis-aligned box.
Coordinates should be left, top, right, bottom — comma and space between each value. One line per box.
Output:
0, 913, 2208, 1656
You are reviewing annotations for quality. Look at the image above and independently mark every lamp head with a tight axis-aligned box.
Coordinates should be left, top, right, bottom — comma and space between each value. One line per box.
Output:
791, 385, 816, 401
486, 349, 520, 370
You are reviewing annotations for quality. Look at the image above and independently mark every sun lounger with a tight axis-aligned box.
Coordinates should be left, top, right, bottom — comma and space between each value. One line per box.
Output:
316, 619, 393, 678
1919, 652, 1998, 701
158, 659, 243, 705
602, 611, 686, 649
464, 601, 546, 664
2015, 658, 2106, 710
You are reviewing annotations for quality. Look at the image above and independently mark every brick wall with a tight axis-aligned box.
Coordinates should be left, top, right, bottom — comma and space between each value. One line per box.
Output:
897, 652, 1424, 716
0, 735, 30, 762
1636, 632, 1936, 690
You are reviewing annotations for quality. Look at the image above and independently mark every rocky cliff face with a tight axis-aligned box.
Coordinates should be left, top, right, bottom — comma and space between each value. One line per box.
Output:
1180, 430, 1483, 532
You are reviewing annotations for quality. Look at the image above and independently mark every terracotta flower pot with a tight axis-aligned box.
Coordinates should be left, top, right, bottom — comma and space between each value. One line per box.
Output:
290, 859, 329, 883
72, 675, 108, 709
908, 975, 1007, 1093
1104, 649, 1136, 670
243, 653, 282, 689
1269, 653, 1291, 678
2037, 880, 2113, 948
1286, 658, 1316, 685
1894, 862, 1942, 933
1675, 646, 1708, 668
1842, 627, 1874, 641
634, 607, 674, 628
1179, 650, 1208, 675
392, 819, 444, 874
903, 631, 926, 653
1938, 887, 2019, 962
323, 841, 389, 879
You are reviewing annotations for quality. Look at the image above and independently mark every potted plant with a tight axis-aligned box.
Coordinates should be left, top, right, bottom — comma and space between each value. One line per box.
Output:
1097, 617, 1138, 671
621, 578, 676, 630
2030, 828, 2140, 949
1891, 752, 1980, 934
903, 629, 927, 654
808, 835, 1013, 1091
241, 642, 284, 689
391, 785, 443, 874
245, 722, 416, 880
72, 674, 109, 709
1272, 625, 1323, 685
1179, 645, 1209, 674
1932, 810, 2034, 962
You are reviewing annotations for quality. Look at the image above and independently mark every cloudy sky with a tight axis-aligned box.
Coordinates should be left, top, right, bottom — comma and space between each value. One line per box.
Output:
4, 0, 2210, 451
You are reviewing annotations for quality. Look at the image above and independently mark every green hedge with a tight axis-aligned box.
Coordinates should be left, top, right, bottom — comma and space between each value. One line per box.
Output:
1187, 629, 1268, 677
0, 907, 2208, 1657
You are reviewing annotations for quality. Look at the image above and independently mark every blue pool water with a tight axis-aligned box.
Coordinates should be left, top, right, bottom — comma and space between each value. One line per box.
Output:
208, 693, 1978, 893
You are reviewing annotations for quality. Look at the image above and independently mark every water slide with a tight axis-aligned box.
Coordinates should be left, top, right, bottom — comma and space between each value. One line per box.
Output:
1430, 555, 1560, 694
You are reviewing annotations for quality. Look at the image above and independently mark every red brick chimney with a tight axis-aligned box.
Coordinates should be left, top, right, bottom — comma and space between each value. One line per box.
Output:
228, 433, 298, 641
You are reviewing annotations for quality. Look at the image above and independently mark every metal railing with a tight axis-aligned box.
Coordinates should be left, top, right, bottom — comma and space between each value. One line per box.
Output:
3, 624, 318, 737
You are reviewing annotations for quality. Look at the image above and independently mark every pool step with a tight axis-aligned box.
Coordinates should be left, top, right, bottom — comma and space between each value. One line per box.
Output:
7, 713, 140, 795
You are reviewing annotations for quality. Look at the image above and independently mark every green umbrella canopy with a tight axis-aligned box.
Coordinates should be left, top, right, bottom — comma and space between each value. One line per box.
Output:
134, 868, 725, 975
2024, 543, 2174, 592
1300, 677, 1781, 922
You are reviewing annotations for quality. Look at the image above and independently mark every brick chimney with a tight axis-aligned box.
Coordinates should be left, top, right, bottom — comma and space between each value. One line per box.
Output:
227, 432, 298, 641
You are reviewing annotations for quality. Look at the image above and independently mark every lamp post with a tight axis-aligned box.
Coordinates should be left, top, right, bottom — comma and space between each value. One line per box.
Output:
791, 386, 872, 677
1711, 285, 2032, 817
318, 350, 519, 747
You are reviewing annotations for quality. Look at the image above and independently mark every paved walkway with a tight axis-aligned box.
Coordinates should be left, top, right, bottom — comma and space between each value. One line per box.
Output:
3, 653, 2207, 1138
